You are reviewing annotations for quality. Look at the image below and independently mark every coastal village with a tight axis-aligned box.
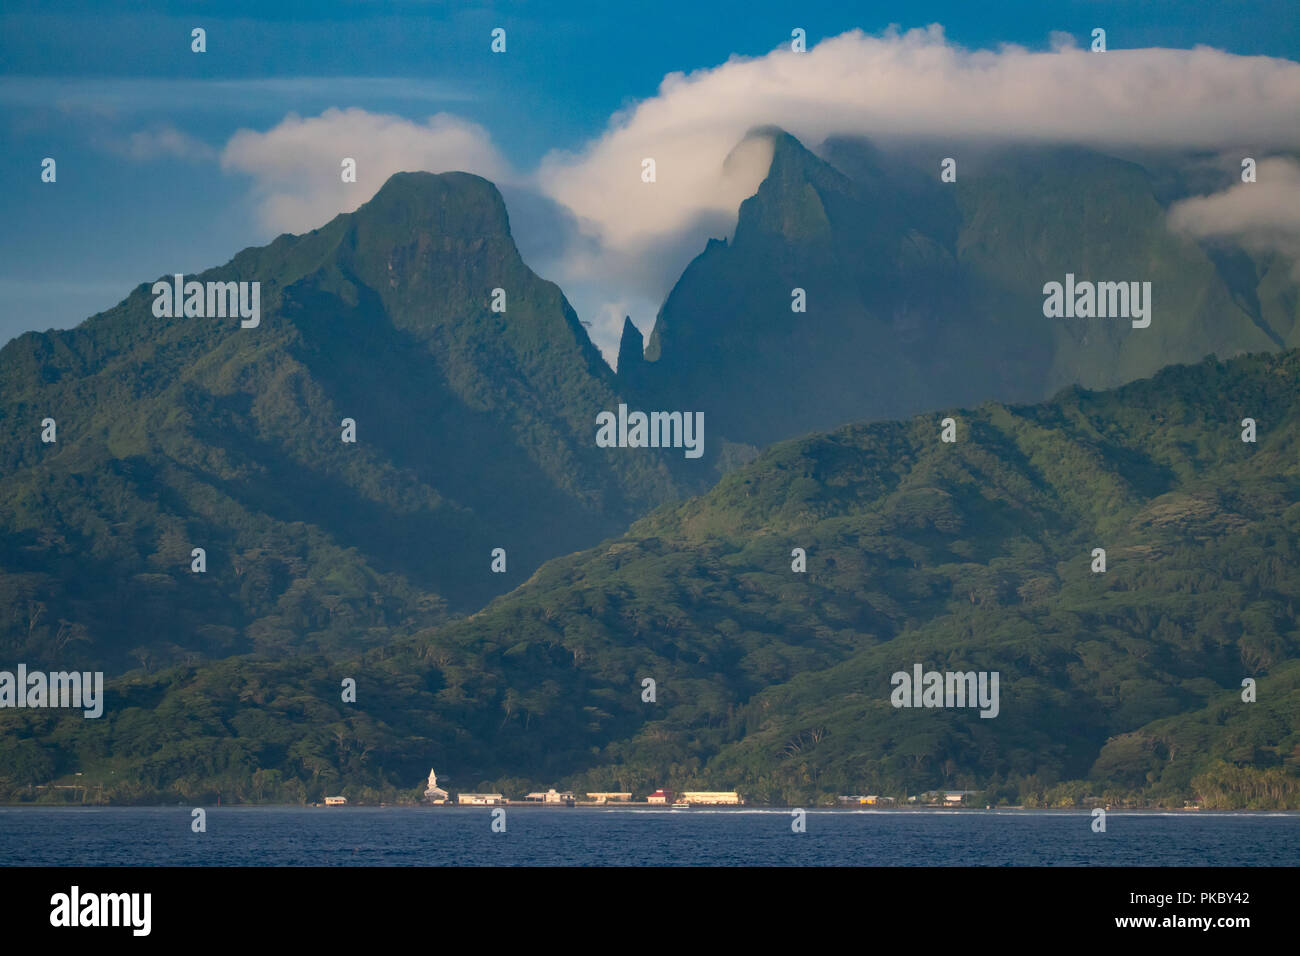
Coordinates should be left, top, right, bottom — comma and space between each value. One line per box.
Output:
315, 771, 995, 809
420, 770, 743, 808
318, 770, 744, 808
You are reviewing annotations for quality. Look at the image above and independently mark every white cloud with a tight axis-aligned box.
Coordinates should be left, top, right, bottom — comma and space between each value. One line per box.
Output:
539, 25, 1300, 261
1168, 157, 1300, 273
113, 126, 216, 162
533, 26, 1300, 359
214, 28, 1300, 363
220, 107, 512, 234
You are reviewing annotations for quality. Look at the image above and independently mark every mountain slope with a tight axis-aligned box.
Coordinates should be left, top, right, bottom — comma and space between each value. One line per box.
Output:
632, 132, 1288, 453
0, 172, 693, 672
5, 349, 1296, 807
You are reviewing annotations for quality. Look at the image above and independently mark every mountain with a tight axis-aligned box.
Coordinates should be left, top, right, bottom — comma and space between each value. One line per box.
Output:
630, 131, 1291, 453
6, 350, 1296, 807
615, 316, 646, 378
6, 142, 1290, 676
0, 171, 696, 672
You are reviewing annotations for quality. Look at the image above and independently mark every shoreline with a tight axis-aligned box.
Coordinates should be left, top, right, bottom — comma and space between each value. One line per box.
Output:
4, 803, 1299, 813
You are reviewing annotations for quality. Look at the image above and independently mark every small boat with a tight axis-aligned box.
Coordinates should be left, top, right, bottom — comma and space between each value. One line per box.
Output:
671, 801, 690, 809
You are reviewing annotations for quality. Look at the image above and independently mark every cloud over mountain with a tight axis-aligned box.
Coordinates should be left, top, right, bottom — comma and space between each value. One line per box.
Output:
539, 25, 1300, 260
221, 107, 512, 234
1169, 157, 1300, 274
217, 27, 1300, 360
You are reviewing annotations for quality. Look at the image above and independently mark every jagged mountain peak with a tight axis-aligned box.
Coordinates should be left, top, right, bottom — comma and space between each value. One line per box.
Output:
640, 132, 1289, 450
0, 168, 690, 673
721, 128, 860, 215
616, 316, 645, 376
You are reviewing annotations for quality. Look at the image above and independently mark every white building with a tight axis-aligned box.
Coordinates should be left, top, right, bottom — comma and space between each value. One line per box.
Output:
525, 789, 574, 804
680, 791, 743, 806
423, 768, 449, 804
457, 793, 504, 805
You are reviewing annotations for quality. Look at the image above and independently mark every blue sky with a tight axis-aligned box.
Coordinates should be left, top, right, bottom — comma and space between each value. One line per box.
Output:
2, 0, 1298, 360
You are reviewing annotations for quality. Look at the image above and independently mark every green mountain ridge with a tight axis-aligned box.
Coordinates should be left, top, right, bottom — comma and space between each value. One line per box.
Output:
0, 171, 696, 672
4, 350, 1296, 807
4, 140, 1291, 676
3, 141, 1298, 808
632, 132, 1292, 453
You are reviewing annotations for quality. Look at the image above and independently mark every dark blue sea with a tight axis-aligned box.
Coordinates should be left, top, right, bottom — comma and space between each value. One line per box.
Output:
2, 807, 1298, 866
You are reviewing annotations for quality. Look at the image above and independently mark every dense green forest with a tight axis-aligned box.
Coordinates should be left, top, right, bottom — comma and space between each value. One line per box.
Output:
0, 172, 695, 673
630, 133, 1295, 455
3, 139, 1296, 678
3, 350, 1296, 808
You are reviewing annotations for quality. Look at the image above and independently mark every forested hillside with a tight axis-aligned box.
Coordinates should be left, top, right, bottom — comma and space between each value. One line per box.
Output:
0, 172, 693, 672
4, 350, 1296, 808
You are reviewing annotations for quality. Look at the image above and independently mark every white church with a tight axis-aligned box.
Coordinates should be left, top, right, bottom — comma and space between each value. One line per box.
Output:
423, 769, 449, 804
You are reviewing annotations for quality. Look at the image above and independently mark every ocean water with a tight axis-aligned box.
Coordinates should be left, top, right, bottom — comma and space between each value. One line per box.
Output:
2, 807, 1297, 866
